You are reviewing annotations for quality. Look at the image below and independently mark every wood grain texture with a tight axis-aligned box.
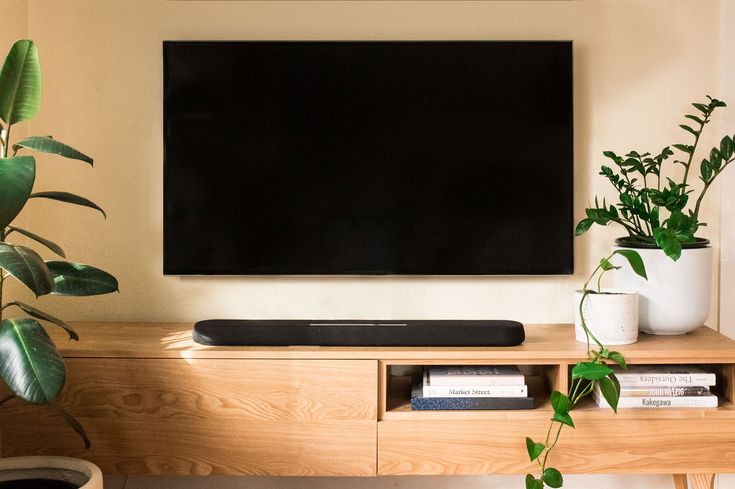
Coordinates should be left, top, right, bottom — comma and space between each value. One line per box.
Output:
47, 322, 735, 362
672, 474, 688, 489
1, 359, 377, 476
378, 418, 735, 475
689, 473, 715, 489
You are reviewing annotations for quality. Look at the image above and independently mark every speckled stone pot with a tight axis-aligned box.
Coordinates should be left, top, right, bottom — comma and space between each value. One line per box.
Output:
574, 288, 639, 345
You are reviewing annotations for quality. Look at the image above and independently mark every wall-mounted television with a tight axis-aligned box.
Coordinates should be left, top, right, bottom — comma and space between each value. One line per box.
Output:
163, 41, 573, 275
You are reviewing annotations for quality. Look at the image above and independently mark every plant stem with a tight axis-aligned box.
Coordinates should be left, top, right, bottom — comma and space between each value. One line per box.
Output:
682, 116, 709, 188
693, 158, 734, 221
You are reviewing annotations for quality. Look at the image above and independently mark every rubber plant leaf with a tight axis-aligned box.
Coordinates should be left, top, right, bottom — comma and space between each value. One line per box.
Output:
0, 39, 41, 126
3, 300, 78, 340
0, 242, 53, 296
30, 191, 106, 218
0, 317, 66, 404
0, 155, 35, 229
7, 225, 65, 257
13, 136, 93, 165
46, 261, 119, 296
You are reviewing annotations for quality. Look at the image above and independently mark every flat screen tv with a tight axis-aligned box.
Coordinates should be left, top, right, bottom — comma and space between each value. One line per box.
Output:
163, 41, 573, 275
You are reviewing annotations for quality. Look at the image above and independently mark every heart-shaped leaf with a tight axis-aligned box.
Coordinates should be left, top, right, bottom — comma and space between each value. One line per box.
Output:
30, 191, 106, 218
0, 39, 41, 126
0, 317, 65, 404
525, 474, 543, 489
525, 437, 544, 462
572, 362, 614, 381
552, 411, 575, 428
613, 249, 647, 280
542, 467, 564, 488
0, 242, 53, 296
46, 261, 118, 296
550, 391, 570, 415
598, 376, 620, 413
13, 136, 93, 165
0, 155, 35, 229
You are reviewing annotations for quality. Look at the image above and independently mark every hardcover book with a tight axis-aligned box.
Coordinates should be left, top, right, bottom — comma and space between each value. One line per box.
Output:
422, 370, 528, 398
595, 385, 712, 397
427, 365, 525, 386
612, 365, 716, 387
411, 376, 533, 410
592, 390, 718, 409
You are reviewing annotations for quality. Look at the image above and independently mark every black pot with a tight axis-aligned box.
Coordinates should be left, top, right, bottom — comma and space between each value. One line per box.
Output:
614, 236, 710, 249
0, 480, 79, 489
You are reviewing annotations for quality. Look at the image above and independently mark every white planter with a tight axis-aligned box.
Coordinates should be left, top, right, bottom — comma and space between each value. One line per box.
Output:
0, 456, 103, 489
611, 245, 713, 335
574, 288, 639, 345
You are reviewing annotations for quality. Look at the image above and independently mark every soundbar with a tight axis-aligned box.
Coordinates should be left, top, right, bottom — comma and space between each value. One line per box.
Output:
192, 320, 525, 346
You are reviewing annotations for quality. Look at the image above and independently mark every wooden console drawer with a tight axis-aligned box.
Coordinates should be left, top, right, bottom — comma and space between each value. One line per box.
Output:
0, 358, 378, 476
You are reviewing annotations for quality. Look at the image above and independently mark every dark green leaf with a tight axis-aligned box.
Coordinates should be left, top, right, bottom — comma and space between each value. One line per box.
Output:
700, 159, 713, 181
613, 249, 647, 280
673, 143, 693, 154
550, 391, 570, 415
13, 136, 93, 165
542, 467, 564, 488
684, 114, 704, 125
720, 136, 734, 160
50, 404, 90, 449
29, 191, 106, 218
0, 318, 65, 404
598, 376, 620, 413
608, 351, 627, 370
572, 362, 614, 381
525, 474, 543, 489
0, 242, 53, 296
46, 261, 118, 296
2, 300, 77, 340
679, 124, 698, 136
7, 225, 65, 257
0, 155, 35, 229
692, 102, 709, 114
0, 39, 42, 126
552, 411, 575, 428
525, 437, 545, 462
653, 227, 682, 261
575, 218, 594, 236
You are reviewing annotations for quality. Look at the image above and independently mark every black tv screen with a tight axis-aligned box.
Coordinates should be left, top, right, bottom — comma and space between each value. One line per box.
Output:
164, 41, 573, 275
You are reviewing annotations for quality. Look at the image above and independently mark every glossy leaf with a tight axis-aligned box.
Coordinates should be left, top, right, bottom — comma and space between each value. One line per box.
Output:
29, 191, 106, 218
525, 475, 543, 489
598, 376, 620, 413
607, 351, 627, 370
2, 300, 77, 340
572, 362, 613, 381
0, 242, 53, 296
13, 136, 93, 165
0, 40, 41, 126
552, 411, 575, 428
679, 124, 698, 136
525, 437, 544, 462
0, 318, 65, 404
599, 257, 618, 272
701, 159, 713, 181
721, 136, 734, 160
550, 391, 570, 415
542, 467, 564, 488
7, 225, 65, 257
613, 249, 647, 280
0, 156, 35, 229
46, 261, 118, 296
653, 227, 682, 261
575, 218, 594, 236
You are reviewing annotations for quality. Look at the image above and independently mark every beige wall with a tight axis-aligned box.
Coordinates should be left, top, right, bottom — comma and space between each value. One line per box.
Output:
5, 1, 731, 487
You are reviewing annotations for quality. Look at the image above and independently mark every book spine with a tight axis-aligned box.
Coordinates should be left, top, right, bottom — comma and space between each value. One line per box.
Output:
615, 373, 716, 387
616, 386, 712, 397
411, 396, 534, 410
427, 376, 526, 386
423, 385, 528, 398
593, 391, 718, 408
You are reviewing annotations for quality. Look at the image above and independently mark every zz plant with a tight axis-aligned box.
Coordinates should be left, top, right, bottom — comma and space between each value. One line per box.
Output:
0, 40, 118, 447
523, 249, 647, 489
576, 96, 734, 260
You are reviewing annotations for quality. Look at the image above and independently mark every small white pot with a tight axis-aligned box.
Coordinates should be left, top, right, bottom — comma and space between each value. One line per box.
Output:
574, 288, 639, 345
611, 245, 712, 335
0, 456, 103, 489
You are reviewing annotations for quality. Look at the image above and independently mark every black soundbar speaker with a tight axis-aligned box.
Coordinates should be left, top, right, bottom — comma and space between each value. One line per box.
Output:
192, 320, 525, 347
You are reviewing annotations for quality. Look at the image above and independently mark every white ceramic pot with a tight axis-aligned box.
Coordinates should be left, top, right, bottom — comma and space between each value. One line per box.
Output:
0, 456, 103, 489
611, 245, 713, 335
574, 288, 639, 345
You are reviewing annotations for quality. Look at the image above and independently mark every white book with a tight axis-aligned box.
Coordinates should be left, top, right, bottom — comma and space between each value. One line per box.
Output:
427, 365, 525, 386
593, 390, 718, 409
612, 365, 716, 387
422, 370, 528, 398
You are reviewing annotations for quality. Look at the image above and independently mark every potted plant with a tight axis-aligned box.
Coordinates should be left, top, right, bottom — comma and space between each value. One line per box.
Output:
576, 96, 734, 334
0, 40, 117, 489
523, 249, 647, 489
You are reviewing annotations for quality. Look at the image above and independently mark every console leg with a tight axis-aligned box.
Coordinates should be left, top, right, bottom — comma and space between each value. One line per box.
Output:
673, 474, 688, 489
689, 474, 716, 489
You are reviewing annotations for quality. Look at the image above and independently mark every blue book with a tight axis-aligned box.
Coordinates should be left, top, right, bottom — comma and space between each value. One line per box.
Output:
410, 376, 534, 410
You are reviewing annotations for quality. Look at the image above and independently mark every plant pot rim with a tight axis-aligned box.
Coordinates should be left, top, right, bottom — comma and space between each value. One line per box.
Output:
0, 456, 102, 489
614, 236, 710, 249
575, 287, 638, 296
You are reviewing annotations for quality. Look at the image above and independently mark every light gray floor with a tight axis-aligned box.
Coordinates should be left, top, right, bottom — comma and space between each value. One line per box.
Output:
103, 474, 735, 489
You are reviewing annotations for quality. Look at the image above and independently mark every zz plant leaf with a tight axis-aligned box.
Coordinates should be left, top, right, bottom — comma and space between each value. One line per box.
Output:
0, 39, 118, 448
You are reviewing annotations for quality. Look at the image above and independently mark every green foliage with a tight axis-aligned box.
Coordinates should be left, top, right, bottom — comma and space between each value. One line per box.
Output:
0, 39, 118, 448
577, 96, 734, 261
522, 250, 645, 487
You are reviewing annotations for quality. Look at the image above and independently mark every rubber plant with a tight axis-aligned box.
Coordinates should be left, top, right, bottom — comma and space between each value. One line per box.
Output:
0, 39, 118, 447
576, 96, 734, 260
523, 249, 647, 489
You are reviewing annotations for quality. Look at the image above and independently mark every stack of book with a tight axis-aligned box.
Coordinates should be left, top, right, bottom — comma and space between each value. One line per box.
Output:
593, 365, 718, 408
411, 365, 534, 410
